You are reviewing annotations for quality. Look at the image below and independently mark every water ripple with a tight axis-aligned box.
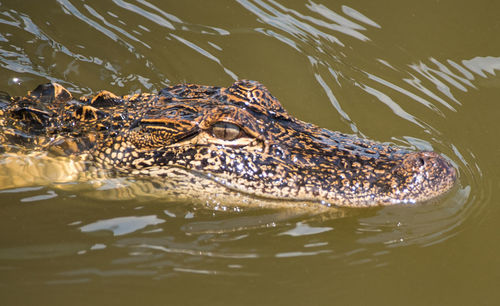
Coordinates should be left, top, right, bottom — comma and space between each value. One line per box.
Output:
58, 0, 136, 50
170, 33, 238, 80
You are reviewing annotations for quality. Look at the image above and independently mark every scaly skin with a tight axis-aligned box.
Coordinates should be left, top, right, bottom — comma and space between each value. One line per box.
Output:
0, 80, 457, 207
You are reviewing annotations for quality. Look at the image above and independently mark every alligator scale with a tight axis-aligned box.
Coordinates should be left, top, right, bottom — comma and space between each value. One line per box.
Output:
0, 80, 456, 208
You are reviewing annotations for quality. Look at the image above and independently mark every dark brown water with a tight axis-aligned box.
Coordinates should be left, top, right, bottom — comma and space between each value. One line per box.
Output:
0, 1, 498, 305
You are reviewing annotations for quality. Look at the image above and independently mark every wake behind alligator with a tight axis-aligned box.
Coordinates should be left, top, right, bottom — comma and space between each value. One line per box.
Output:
0, 80, 456, 208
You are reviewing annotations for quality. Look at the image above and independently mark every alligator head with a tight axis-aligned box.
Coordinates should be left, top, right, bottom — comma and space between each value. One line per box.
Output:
0, 80, 457, 207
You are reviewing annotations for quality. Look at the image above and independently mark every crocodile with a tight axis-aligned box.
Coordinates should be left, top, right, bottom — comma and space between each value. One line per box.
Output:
0, 80, 456, 208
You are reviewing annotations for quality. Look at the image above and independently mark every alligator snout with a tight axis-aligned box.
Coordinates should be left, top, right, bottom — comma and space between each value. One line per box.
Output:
401, 151, 456, 180
391, 151, 457, 203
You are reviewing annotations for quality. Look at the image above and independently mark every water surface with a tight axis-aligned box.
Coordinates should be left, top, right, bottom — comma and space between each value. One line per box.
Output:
0, 1, 498, 305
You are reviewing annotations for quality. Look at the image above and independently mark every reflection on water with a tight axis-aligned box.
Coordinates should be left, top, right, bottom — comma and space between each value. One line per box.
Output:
0, 0, 498, 304
80, 215, 165, 236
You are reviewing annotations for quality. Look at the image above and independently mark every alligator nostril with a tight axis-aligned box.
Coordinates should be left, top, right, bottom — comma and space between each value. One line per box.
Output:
401, 151, 456, 180
398, 151, 444, 173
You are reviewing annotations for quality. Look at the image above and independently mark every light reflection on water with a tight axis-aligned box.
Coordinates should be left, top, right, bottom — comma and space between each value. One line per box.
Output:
0, 0, 495, 296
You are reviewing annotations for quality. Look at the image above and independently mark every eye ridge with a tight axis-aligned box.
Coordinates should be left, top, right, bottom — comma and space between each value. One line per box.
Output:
211, 121, 243, 141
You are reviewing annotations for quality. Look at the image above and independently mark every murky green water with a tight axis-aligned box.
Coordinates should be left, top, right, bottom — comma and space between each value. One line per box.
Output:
0, 0, 498, 305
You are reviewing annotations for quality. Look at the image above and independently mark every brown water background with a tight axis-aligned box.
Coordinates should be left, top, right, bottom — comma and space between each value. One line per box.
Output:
0, 0, 499, 305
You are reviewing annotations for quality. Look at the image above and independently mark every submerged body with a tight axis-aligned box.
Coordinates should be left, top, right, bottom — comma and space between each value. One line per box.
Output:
0, 80, 456, 208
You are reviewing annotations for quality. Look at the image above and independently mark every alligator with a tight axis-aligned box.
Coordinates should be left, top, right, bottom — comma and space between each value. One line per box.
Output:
0, 80, 457, 208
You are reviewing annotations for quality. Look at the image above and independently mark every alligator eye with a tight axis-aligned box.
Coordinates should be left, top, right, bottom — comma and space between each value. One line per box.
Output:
212, 122, 242, 141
